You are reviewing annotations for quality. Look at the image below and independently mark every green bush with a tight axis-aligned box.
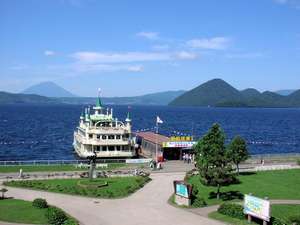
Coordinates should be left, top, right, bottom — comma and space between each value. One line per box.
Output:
271, 217, 287, 225
32, 198, 48, 208
63, 218, 78, 225
46, 207, 68, 225
289, 215, 300, 225
218, 203, 244, 220
297, 159, 300, 166
192, 197, 207, 207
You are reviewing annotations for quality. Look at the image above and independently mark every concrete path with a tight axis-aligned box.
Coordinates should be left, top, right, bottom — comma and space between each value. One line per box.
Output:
1, 172, 223, 225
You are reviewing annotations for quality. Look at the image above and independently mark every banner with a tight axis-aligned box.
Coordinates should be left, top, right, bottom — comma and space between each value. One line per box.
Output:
162, 141, 196, 148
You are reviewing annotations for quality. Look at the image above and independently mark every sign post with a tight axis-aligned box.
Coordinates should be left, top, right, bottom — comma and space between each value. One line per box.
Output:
244, 194, 270, 224
173, 180, 192, 206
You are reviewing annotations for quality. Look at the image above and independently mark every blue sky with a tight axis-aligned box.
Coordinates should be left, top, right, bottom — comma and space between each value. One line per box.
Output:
1, 0, 300, 97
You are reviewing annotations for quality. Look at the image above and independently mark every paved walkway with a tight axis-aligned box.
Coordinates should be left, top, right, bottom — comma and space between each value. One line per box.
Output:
1, 172, 223, 225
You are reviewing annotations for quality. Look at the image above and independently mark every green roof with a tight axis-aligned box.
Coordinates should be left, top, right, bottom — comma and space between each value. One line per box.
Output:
96, 97, 102, 107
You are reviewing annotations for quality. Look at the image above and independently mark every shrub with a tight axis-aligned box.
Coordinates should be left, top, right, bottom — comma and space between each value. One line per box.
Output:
192, 197, 207, 207
218, 203, 244, 220
46, 207, 68, 225
297, 159, 300, 166
63, 218, 78, 225
271, 217, 287, 225
32, 198, 48, 208
289, 215, 300, 225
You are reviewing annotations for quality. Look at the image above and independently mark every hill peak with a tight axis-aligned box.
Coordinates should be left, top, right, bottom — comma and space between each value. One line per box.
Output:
22, 81, 76, 98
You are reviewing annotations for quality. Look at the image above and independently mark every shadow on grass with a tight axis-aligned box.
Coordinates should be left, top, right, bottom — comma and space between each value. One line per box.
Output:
208, 191, 243, 201
239, 171, 257, 176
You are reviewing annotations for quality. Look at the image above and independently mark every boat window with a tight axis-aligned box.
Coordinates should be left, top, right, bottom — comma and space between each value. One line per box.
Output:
108, 135, 115, 139
102, 135, 107, 140
108, 146, 114, 151
102, 146, 107, 151
89, 134, 93, 139
96, 135, 100, 139
116, 135, 121, 139
116, 146, 120, 151
96, 146, 100, 151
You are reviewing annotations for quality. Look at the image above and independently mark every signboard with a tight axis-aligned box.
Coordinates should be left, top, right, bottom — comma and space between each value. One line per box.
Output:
173, 181, 192, 198
176, 183, 189, 198
244, 195, 270, 222
162, 141, 196, 148
170, 136, 193, 141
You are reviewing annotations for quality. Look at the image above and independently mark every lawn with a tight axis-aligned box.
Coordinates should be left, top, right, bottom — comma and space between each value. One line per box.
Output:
0, 199, 48, 224
0, 163, 141, 173
188, 169, 300, 206
4, 176, 151, 198
209, 204, 300, 225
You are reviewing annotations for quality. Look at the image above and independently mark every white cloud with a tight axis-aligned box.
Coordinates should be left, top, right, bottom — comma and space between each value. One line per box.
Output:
186, 37, 230, 50
274, 0, 288, 4
72, 63, 143, 73
136, 31, 159, 40
127, 65, 144, 72
273, 0, 300, 9
44, 50, 55, 56
152, 44, 170, 51
71, 51, 172, 63
175, 51, 198, 60
225, 52, 264, 59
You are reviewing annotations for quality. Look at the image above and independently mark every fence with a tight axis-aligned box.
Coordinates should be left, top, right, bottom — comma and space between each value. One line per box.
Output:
0, 158, 131, 166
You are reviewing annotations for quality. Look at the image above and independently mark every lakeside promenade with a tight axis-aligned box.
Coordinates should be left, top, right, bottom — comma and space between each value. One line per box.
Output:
1, 160, 300, 225
1, 172, 223, 225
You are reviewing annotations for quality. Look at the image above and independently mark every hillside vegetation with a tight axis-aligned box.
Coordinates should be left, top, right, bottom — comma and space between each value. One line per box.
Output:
170, 79, 300, 107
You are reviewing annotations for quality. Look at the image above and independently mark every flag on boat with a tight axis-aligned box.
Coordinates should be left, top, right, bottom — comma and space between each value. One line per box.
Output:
156, 116, 163, 124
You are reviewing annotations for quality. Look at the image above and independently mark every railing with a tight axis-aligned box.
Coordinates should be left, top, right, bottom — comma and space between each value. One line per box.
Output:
0, 158, 130, 166
250, 153, 300, 159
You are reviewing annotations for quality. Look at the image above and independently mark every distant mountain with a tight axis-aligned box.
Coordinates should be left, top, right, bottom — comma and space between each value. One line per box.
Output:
169, 79, 244, 107
241, 88, 261, 98
169, 79, 300, 107
22, 82, 76, 97
275, 89, 296, 96
58, 90, 185, 105
0, 91, 59, 104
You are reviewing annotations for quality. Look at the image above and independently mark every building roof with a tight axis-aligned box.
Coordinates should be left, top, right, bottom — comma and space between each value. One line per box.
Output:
136, 132, 170, 145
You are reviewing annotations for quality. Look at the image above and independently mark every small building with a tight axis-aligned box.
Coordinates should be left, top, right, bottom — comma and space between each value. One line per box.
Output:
136, 132, 196, 160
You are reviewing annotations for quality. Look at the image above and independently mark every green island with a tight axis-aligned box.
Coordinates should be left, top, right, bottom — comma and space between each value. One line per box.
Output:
0, 163, 146, 173
0, 198, 77, 224
187, 169, 300, 206
209, 204, 300, 225
4, 176, 151, 198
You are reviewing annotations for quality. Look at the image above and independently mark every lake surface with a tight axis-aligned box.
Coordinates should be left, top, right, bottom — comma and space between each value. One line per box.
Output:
0, 104, 300, 160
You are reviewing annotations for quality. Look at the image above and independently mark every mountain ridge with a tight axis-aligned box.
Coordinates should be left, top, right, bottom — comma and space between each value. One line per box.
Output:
169, 79, 300, 107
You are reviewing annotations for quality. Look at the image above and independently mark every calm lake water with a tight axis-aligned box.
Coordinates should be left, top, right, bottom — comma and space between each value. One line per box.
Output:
0, 104, 300, 160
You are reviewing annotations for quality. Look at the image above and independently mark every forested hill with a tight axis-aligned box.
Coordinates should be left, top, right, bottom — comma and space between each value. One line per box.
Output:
169, 79, 300, 107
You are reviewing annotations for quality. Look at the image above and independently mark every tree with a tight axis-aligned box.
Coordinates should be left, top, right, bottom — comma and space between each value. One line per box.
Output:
227, 136, 249, 175
0, 188, 8, 199
195, 123, 234, 200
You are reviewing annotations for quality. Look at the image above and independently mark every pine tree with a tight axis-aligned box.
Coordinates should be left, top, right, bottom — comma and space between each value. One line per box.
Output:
195, 123, 234, 200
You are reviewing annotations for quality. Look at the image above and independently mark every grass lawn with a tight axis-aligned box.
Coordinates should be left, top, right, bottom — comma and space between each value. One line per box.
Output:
0, 199, 48, 224
0, 163, 144, 173
209, 204, 300, 225
188, 169, 300, 206
4, 176, 151, 198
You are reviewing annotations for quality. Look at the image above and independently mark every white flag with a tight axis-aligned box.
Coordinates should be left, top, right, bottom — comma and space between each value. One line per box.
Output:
156, 116, 163, 124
